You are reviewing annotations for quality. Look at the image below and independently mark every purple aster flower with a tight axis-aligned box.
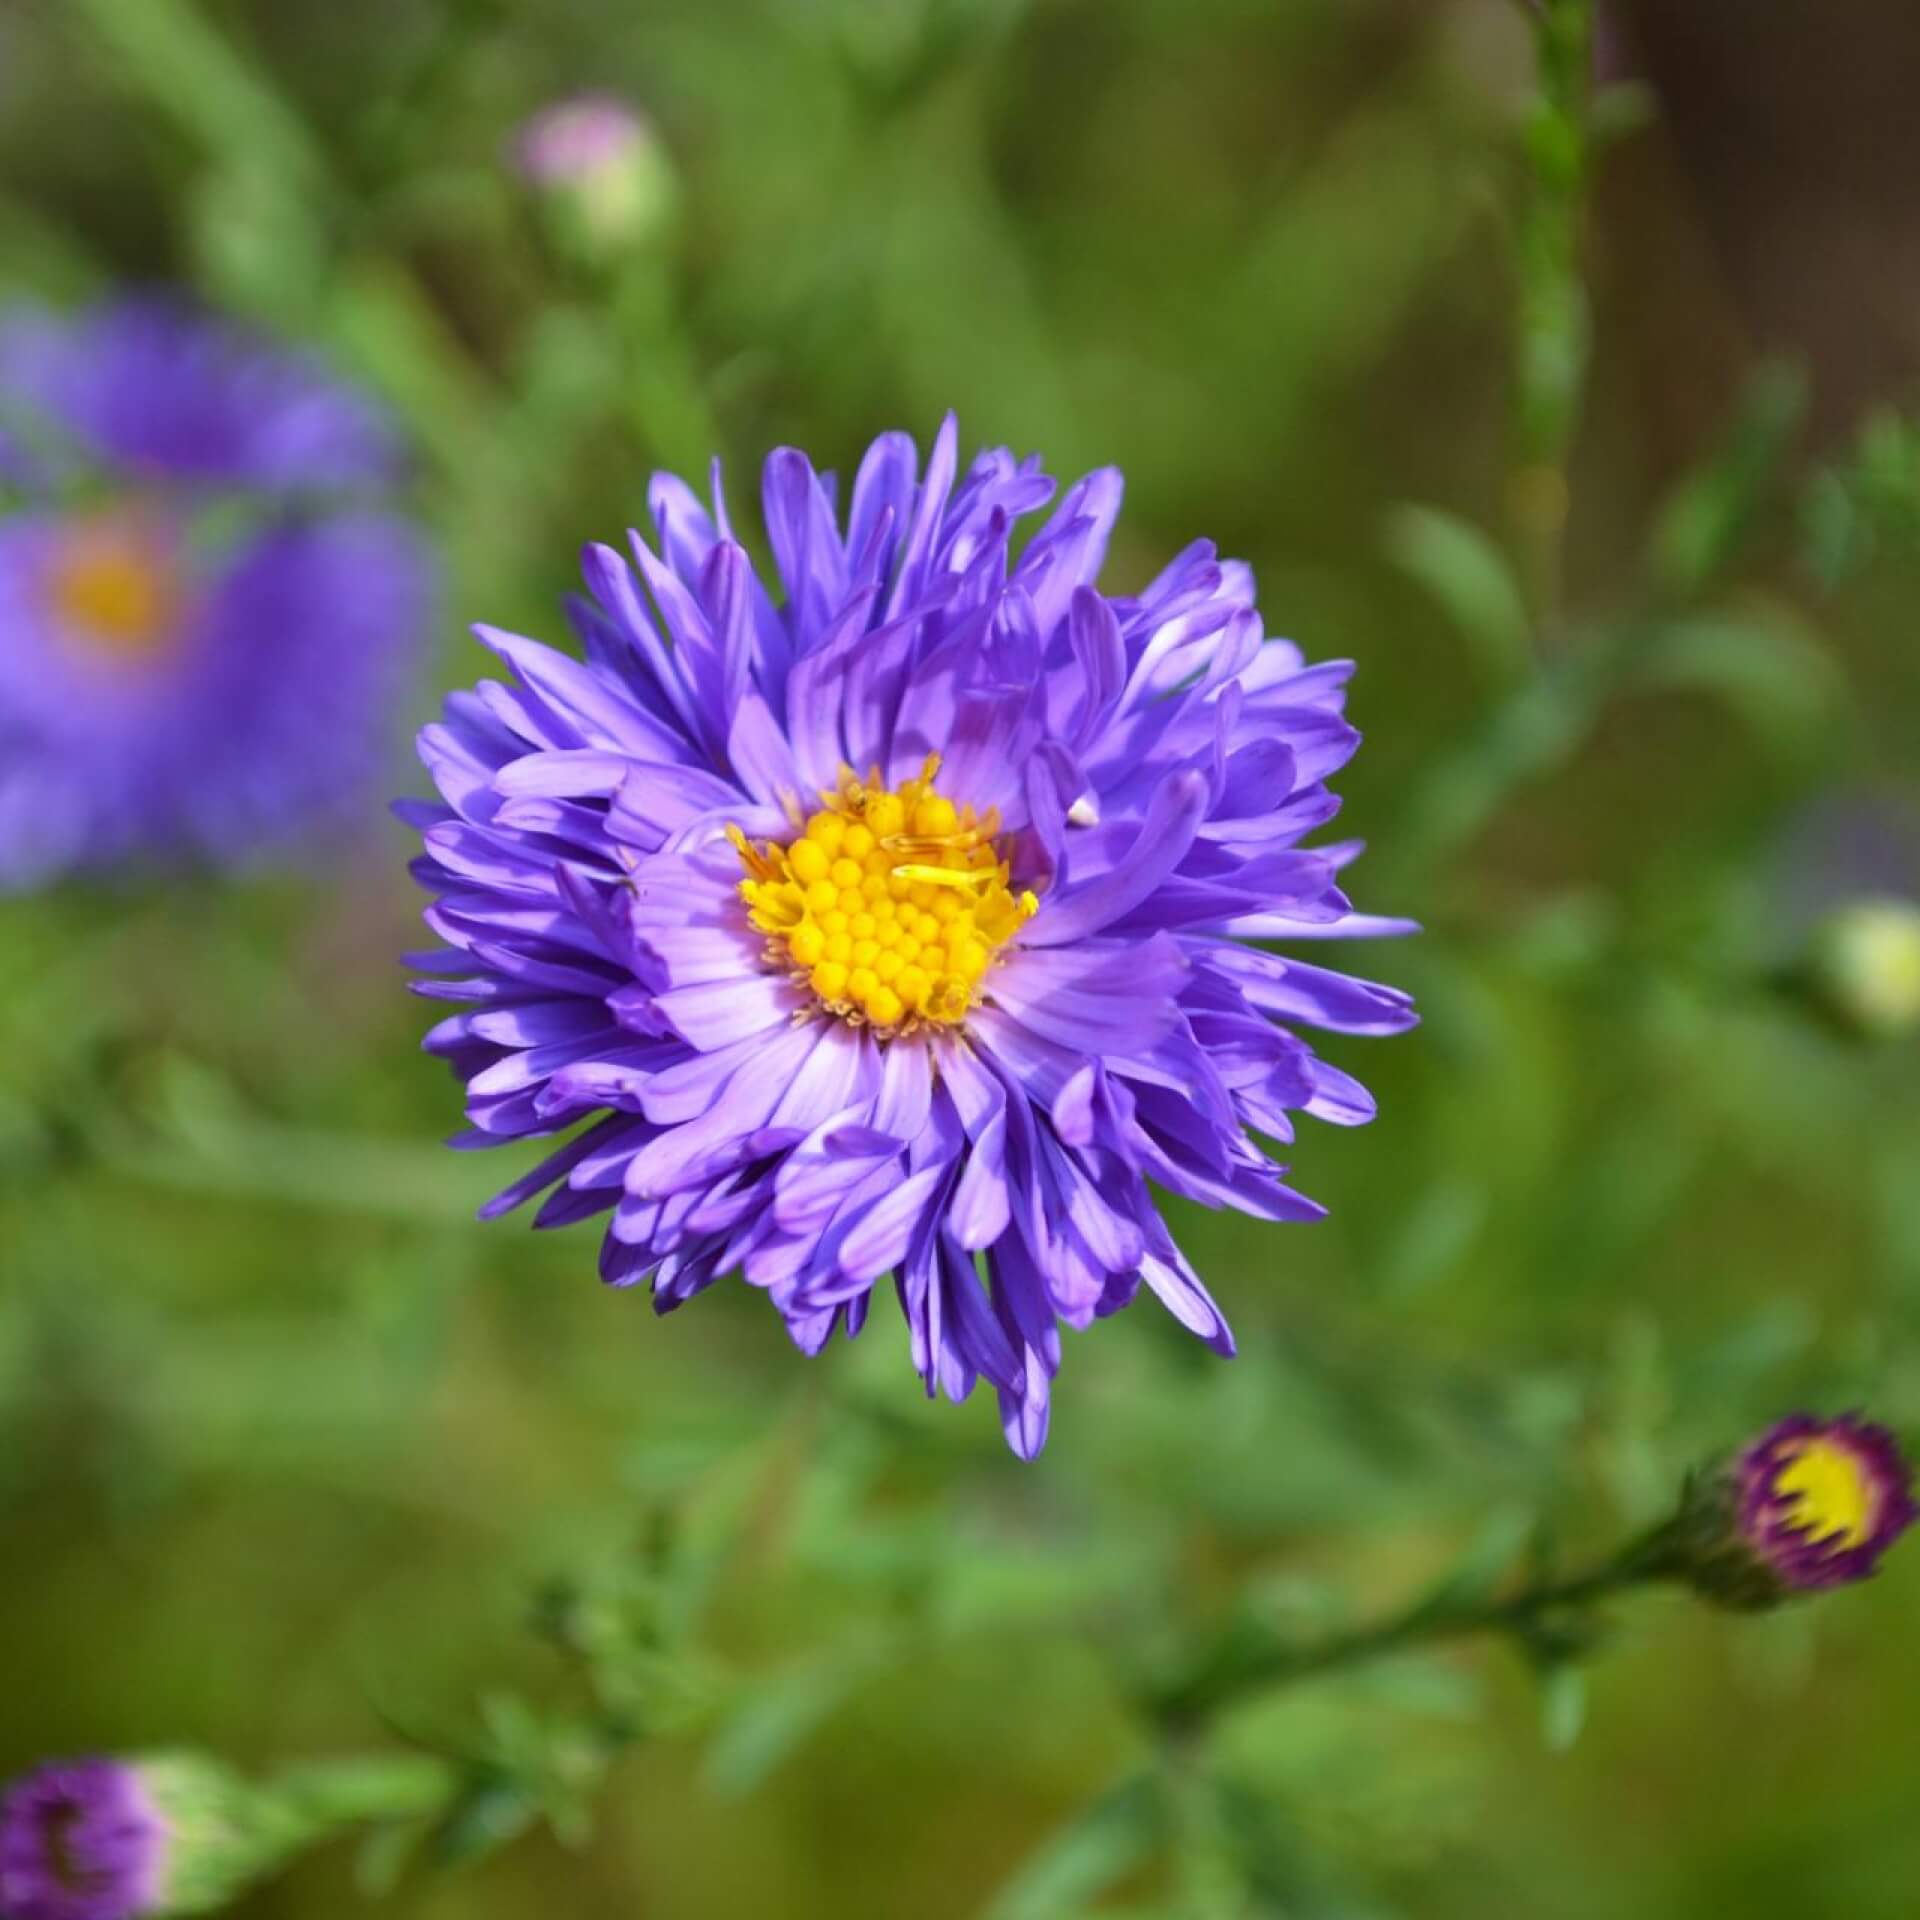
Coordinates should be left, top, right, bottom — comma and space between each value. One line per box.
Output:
0, 1759, 168, 1920
0, 302, 432, 889
1734, 1413, 1916, 1593
406, 417, 1415, 1455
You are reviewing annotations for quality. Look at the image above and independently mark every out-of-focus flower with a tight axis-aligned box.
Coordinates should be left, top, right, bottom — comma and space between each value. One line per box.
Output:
406, 417, 1415, 1455
0, 301, 397, 494
1680, 1413, 1917, 1610
0, 1758, 168, 1920
1772, 791, 1920, 1040
512, 95, 676, 256
1808, 898, 1920, 1040
0, 301, 432, 890
0, 1754, 277, 1920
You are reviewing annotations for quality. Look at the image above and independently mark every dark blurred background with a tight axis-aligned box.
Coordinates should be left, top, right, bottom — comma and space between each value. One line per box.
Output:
4, 1, 1920, 1914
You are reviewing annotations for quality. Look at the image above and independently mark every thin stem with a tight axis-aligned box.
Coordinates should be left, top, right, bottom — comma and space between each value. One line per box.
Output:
1510, 0, 1598, 634
1150, 1520, 1686, 1734
270, 1754, 460, 1828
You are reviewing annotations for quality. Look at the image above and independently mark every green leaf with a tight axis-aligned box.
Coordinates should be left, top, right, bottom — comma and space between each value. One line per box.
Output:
700, 1654, 874, 1798
981, 1774, 1166, 1920
1375, 1174, 1488, 1300
1539, 1663, 1588, 1752
1383, 504, 1532, 684
1630, 607, 1844, 764
426, 1777, 540, 1871
1404, 1505, 1537, 1621
354, 1817, 428, 1898
70, 0, 328, 194
101, 1054, 500, 1223
188, 168, 330, 331
1651, 364, 1806, 596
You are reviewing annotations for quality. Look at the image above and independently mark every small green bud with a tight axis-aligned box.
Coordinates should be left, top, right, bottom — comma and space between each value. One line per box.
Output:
1806, 898, 1920, 1039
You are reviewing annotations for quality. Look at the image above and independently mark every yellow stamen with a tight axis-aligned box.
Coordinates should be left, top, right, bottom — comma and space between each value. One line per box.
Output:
47, 516, 180, 662
1774, 1436, 1879, 1549
732, 755, 1037, 1035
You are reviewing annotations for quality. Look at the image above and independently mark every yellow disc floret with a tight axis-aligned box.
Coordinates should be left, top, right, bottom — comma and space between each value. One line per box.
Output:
728, 754, 1038, 1035
48, 514, 181, 662
1773, 1435, 1880, 1549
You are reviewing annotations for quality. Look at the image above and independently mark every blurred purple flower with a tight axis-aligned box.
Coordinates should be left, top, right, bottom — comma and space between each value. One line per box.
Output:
0, 300, 398, 494
406, 417, 1415, 1455
1737, 1413, 1917, 1593
0, 1758, 167, 1920
0, 302, 432, 890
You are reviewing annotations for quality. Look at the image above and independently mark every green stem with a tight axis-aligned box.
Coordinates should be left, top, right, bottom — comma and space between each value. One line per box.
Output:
268, 1753, 461, 1829
1510, 0, 1597, 633
1150, 1520, 1686, 1734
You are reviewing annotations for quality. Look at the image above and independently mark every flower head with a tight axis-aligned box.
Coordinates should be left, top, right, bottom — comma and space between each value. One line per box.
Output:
1735, 1413, 1916, 1593
0, 1759, 168, 1920
407, 418, 1415, 1454
0, 301, 431, 889
1675, 1412, 1917, 1610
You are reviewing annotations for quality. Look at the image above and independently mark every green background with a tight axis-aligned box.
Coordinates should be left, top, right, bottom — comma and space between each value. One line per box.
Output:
4, 0, 1920, 1913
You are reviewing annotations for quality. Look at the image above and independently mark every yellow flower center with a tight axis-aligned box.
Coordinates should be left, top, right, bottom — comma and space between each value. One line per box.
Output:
47, 517, 180, 663
729, 755, 1038, 1034
1773, 1436, 1878, 1549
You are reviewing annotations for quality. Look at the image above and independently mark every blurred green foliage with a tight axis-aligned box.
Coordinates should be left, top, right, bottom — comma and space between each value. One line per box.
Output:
4, 0, 1920, 1914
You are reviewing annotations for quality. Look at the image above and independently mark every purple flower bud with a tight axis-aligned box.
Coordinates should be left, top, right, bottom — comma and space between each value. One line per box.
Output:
515, 94, 647, 186
1736, 1414, 1917, 1593
512, 95, 675, 253
1677, 1413, 1917, 1609
0, 1759, 168, 1920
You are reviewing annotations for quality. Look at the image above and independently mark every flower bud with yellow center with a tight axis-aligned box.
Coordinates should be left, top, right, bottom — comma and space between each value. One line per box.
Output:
729, 756, 1037, 1034
1675, 1412, 1917, 1609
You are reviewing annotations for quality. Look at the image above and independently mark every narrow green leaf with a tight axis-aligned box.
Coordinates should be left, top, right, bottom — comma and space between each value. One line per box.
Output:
427, 1778, 539, 1871
1631, 608, 1844, 763
1404, 1505, 1537, 1621
1539, 1663, 1588, 1751
1651, 365, 1806, 596
981, 1773, 1166, 1920
70, 0, 328, 194
1383, 504, 1532, 684
700, 1656, 869, 1799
